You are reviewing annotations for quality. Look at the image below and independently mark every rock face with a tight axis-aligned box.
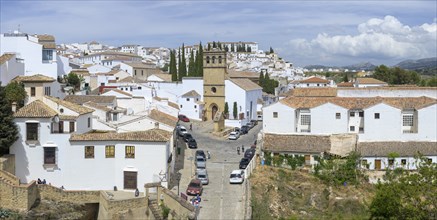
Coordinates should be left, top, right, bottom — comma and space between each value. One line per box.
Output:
250, 167, 374, 219
21, 200, 98, 220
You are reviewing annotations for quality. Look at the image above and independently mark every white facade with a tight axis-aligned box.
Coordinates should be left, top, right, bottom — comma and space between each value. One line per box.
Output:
0, 54, 25, 85
224, 80, 262, 126
262, 102, 295, 134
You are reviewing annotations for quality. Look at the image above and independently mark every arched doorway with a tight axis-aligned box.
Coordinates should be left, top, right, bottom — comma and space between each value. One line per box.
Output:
210, 104, 218, 121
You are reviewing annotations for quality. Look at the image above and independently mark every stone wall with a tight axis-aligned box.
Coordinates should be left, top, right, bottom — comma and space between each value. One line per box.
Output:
37, 184, 100, 203
0, 170, 20, 186
0, 180, 38, 211
157, 185, 195, 219
0, 154, 15, 175
98, 191, 148, 219
330, 134, 357, 157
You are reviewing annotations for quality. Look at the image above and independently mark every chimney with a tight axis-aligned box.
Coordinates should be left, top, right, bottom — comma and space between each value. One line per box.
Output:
154, 122, 159, 129
11, 102, 17, 113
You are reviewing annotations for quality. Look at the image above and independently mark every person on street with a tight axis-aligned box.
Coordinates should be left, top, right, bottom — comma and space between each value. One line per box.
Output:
237, 146, 240, 155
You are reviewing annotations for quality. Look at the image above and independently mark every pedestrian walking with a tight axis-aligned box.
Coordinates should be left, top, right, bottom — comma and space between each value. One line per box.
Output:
237, 146, 240, 155
190, 123, 192, 131
242, 145, 245, 153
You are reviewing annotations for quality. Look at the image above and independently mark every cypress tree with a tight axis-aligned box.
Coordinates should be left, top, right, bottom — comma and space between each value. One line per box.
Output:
259, 71, 265, 87
170, 50, 177, 81
207, 43, 211, 51
195, 42, 204, 77
264, 73, 271, 93
233, 102, 238, 120
188, 50, 195, 76
224, 102, 229, 118
0, 85, 18, 155
212, 41, 216, 48
177, 48, 182, 81
179, 44, 187, 80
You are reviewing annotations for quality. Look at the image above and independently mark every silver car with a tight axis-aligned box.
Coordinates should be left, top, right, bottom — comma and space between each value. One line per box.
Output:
196, 169, 209, 185
195, 156, 206, 169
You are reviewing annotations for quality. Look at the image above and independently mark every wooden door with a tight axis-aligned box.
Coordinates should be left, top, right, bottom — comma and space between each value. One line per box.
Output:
305, 155, 311, 165
375, 160, 381, 170
124, 171, 137, 189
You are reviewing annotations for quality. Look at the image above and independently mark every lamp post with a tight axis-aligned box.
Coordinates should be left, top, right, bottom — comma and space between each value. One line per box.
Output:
177, 176, 181, 196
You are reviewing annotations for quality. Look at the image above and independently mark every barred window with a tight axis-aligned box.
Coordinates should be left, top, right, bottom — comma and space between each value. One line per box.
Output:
273, 112, 278, 118
401, 159, 407, 165
335, 113, 341, 119
374, 113, 380, 119
85, 146, 94, 158
350, 112, 355, 117
26, 123, 38, 141
44, 147, 56, 164
125, 146, 135, 158
350, 126, 355, 132
105, 145, 115, 158
300, 115, 311, 125
403, 115, 413, 126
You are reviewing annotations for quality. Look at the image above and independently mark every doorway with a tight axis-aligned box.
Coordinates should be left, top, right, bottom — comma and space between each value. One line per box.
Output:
211, 105, 218, 120
124, 171, 137, 189
375, 160, 381, 170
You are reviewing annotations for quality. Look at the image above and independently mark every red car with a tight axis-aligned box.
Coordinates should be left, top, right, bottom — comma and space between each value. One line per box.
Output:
186, 179, 203, 195
178, 114, 190, 122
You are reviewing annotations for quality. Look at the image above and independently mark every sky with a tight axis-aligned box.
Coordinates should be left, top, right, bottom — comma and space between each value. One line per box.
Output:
1, 0, 436, 67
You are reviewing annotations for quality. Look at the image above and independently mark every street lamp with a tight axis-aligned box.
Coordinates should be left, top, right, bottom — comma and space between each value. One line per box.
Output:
177, 175, 181, 196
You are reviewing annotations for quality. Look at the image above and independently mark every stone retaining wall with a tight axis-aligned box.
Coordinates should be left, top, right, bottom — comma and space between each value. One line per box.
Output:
0, 155, 15, 175
0, 180, 38, 211
37, 184, 100, 203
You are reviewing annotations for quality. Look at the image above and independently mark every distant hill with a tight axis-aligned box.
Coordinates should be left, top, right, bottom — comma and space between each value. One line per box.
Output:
343, 62, 376, 71
394, 57, 437, 75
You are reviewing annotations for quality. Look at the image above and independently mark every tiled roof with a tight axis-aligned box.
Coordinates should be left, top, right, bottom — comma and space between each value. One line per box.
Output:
168, 101, 180, 110
358, 142, 437, 157
300, 76, 330, 84
45, 96, 94, 115
36, 34, 55, 41
123, 62, 155, 68
337, 87, 437, 91
336, 82, 354, 87
59, 115, 78, 120
181, 90, 201, 97
263, 133, 331, 153
83, 101, 112, 112
102, 89, 132, 97
290, 88, 338, 97
118, 76, 134, 83
280, 96, 437, 110
0, 53, 15, 65
148, 109, 178, 127
151, 73, 172, 82
70, 129, 171, 142
39, 42, 56, 49
229, 78, 262, 91
64, 95, 116, 105
227, 70, 259, 78
87, 51, 141, 58
12, 74, 55, 83
356, 78, 387, 85
14, 100, 57, 118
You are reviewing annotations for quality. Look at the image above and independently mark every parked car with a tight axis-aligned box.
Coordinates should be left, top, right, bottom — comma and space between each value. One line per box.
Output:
244, 148, 256, 160
188, 138, 197, 149
246, 121, 255, 129
195, 150, 206, 160
178, 114, 190, 122
183, 133, 193, 142
257, 114, 263, 121
240, 125, 249, 134
195, 156, 206, 169
186, 179, 203, 195
229, 170, 244, 184
228, 131, 240, 140
196, 169, 209, 185
251, 119, 258, 126
234, 127, 241, 133
178, 126, 188, 137
239, 158, 250, 169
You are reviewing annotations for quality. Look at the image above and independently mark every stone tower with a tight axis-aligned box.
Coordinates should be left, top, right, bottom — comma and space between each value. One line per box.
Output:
203, 49, 226, 128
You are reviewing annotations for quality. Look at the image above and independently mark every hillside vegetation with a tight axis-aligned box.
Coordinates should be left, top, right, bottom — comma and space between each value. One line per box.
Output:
250, 166, 375, 219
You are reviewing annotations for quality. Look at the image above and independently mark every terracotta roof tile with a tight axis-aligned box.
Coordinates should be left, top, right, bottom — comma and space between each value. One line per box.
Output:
45, 96, 94, 115
12, 74, 55, 83
39, 42, 56, 49
102, 89, 132, 97
356, 78, 387, 84
336, 82, 354, 87
227, 70, 259, 78
83, 101, 112, 112
14, 100, 57, 118
0, 53, 15, 65
123, 62, 155, 68
150, 73, 172, 82
168, 101, 180, 110
264, 133, 331, 153
182, 90, 201, 97
300, 76, 330, 84
118, 76, 134, 83
59, 115, 78, 120
358, 142, 437, 157
229, 78, 262, 91
148, 109, 178, 127
36, 34, 55, 41
64, 95, 116, 105
290, 88, 338, 97
70, 129, 172, 142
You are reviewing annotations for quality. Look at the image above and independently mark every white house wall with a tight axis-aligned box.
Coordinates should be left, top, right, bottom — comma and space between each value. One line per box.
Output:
225, 80, 247, 122
417, 104, 437, 141
361, 156, 437, 171
181, 78, 204, 101
262, 102, 295, 134
337, 89, 437, 99
0, 55, 25, 85
56, 55, 71, 76
76, 114, 93, 134
311, 103, 348, 134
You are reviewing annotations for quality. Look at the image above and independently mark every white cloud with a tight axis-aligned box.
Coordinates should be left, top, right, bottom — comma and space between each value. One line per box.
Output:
288, 15, 437, 62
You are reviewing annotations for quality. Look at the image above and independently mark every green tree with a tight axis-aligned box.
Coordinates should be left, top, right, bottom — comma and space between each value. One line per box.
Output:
258, 71, 265, 88
188, 50, 195, 76
66, 72, 80, 89
0, 85, 18, 155
179, 44, 187, 80
4, 81, 26, 108
195, 42, 204, 77
343, 73, 349, 82
269, 46, 274, 53
370, 157, 437, 219
233, 102, 238, 119
177, 48, 182, 81
170, 50, 178, 81
224, 102, 229, 118
427, 77, 437, 87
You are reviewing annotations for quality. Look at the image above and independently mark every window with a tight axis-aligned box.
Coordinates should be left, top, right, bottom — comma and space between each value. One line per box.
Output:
335, 113, 341, 119
194, 105, 197, 109
69, 122, 75, 133
273, 112, 278, 118
317, 84, 320, 87
401, 159, 407, 165
359, 112, 364, 117
141, 70, 144, 76
180, 105, 183, 108
44, 87, 51, 96
60, 108, 64, 113
374, 113, 380, 119
125, 146, 135, 158
138, 87, 142, 90
186, 98, 190, 101
211, 87, 217, 93
58, 121, 64, 133
88, 117, 91, 127
105, 145, 115, 158
361, 159, 367, 166
388, 159, 394, 166
428, 158, 433, 164
350, 112, 355, 117
300, 115, 311, 125
196, 98, 199, 101
359, 127, 364, 133
206, 56, 210, 64
31, 87, 36, 97
350, 126, 355, 131
44, 147, 56, 164
212, 56, 216, 63
403, 115, 413, 126
85, 146, 94, 158
42, 50, 53, 61
134, 70, 137, 75
218, 56, 222, 63
26, 123, 38, 141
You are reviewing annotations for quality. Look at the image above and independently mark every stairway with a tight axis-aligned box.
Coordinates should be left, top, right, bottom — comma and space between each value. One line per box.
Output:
148, 200, 164, 220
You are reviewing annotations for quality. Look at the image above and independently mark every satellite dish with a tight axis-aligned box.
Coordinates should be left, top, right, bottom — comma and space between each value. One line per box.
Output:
53, 115, 60, 123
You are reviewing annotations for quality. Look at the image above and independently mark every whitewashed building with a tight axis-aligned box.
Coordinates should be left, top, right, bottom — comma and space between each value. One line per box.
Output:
0, 53, 25, 85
